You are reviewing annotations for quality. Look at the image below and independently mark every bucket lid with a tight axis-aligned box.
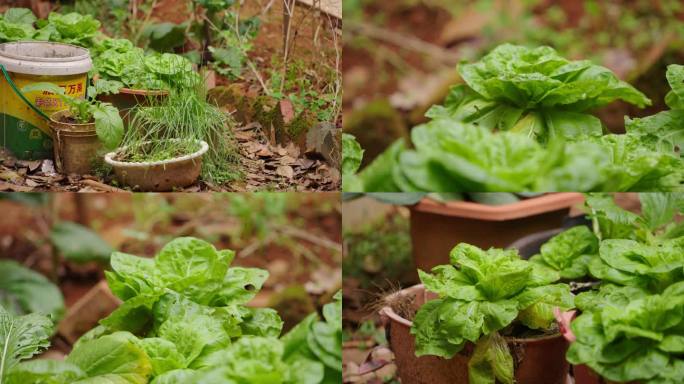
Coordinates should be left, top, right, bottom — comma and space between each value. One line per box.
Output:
0, 42, 92, 76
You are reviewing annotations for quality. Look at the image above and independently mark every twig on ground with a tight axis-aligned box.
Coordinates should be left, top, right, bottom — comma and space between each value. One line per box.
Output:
281, 226, 341, 252
238, 231, 278, 258
80, 179, 129, 193
346, 20, 460, 65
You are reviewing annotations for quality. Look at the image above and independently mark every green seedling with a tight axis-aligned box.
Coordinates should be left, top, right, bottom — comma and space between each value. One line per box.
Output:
22, 82, 123, 150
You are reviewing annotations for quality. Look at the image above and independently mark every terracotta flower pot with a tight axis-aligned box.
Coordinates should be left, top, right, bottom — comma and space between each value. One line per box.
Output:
104, 140, 208, 192
48, 109, 101, 175
409, 193, 584, 275
379, 284, 570, 384
572, 364, 640, 384
574, 364, 605, 384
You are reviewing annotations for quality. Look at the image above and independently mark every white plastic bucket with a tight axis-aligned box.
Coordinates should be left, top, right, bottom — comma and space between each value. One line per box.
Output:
0, 42, 92, 159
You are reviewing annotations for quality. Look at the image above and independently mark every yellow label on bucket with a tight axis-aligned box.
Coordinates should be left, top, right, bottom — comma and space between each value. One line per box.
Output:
1, 71, 87, 159
1, 72, 87, 134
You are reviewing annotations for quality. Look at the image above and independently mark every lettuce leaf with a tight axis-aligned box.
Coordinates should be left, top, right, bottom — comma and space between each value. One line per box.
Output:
2, 8, 36, 25
350, 44, 684, 192
281, 292, 341, 384
468, 332, 514, 384
341, 133, 362, 177
411, 243, 573, 374
98, 237, 284, 380
586, 193, 684, 242
353, 114, 683, 192
574, 284, 649, 313
0, 305, 52, 381
5, 360, 85, 384
529, 226, 598, 280
452, 44, 650, 141
0, 19, 35, 42
66, 332, 152, 384
187, 336, 321, 384
665, 64, 684, 110
567, 285, 684, 383
0, 260, 64, 321
589, 238, 684, 293
45, 12, 100, 46
626, 64, 684, 154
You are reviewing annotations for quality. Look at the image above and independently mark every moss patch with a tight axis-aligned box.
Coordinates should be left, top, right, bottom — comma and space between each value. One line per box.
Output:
343, 99, 407, 167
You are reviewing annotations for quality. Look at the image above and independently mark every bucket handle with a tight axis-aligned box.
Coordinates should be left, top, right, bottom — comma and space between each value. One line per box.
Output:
0, 64, 52, 121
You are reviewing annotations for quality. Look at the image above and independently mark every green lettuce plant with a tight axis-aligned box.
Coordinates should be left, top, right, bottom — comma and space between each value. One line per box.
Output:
5, 331, 153, 384
412, 243, 574, 384
4, 237, 337, 384
432, 44, 650, 141
0, 9, 101, 46
341, 133, 363, 192
0, 261, 64, 322
585, 193, 684, 243
529, 226, 598, 280
343, 120, 683, 192
92, 38, 199, 94
567, 282, 684, 384
342, 44, 684, 193
588, 238, 684, 294
40, 12, 101, 46
0, 305, 53, 383
583, 193, 684, 293
626, 64, 684, 154
281, 292, 342, 384
21, 82, 124, 151
0, 8, 36, 42
573, 283, 650, 314
100, 236, 281, 341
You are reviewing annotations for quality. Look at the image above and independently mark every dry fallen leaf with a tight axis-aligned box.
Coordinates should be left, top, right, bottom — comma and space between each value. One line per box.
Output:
276, 165, 294, 179
0, 170, 22, 183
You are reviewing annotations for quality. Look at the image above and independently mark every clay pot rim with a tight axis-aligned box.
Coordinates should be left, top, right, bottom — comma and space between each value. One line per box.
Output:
104, 139, 208, 167
116, 87, 169, 96
92, 75, 170, 96
380, 284, 564, 344
412, 193, 585, 221
49, 110, 96, 134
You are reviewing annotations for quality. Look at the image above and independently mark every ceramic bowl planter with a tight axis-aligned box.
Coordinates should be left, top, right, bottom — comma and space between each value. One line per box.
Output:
409, 193, 584, 274
48, 109, 101, 175
104, 140, 208, 191
380, 284, 570, 384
